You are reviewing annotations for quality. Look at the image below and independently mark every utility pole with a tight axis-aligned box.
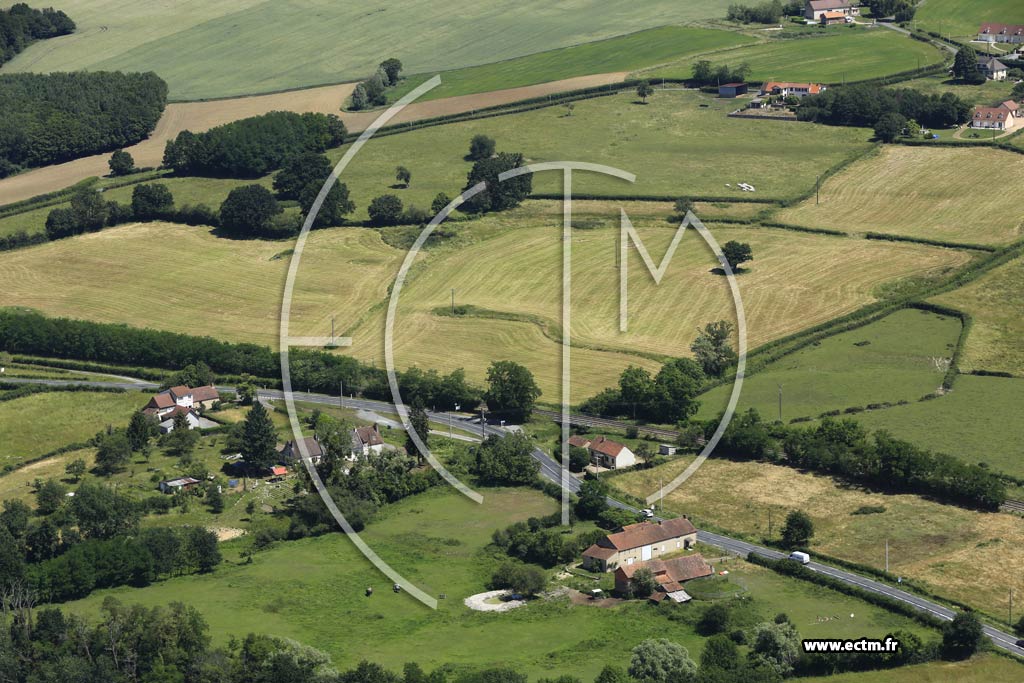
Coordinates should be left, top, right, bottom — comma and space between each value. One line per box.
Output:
816, 175, 821, 205
768, 508, 773, 537
339, 380, 343, 409
451, 288, 455, 314
1010, 589, 1014, 627
885, 539, 889, 573
330, 316, 335, 346
480, 406, 486, 441
777, 384, 783, 423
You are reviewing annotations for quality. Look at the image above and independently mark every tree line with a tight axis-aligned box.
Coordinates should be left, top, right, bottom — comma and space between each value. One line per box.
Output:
349, 57, 404, 110
0, 481, 221, 605
0, 3, 74, 67
162, 111, 347, 177
711, 409, 1006, 509
797, 84, 973, 138
0, 71, 167, 174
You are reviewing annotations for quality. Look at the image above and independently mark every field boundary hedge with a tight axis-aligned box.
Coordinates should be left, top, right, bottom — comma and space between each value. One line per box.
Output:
0, 176, 99, 218
864, 232, 997, 252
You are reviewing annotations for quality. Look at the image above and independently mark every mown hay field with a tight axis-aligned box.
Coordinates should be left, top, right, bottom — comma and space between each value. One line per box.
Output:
0, 212, 971, 402
613, 457, 1024, 620
915, 0, 1024, 41
776, 146, 1024, 245
2, 0, 735, 100
638, 28, 945, 83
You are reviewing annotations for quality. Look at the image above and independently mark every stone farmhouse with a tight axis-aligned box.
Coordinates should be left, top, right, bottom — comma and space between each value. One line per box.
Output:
352, 424, 385, 456
144, 385, 220, 418
568, 434, 637, 469
977, 22, 1024, 45
615, 554, 713, 602
582, 517, 698, 572
804, 0, 858, 22
155, 405, 201, 433
278, 436, 327, 466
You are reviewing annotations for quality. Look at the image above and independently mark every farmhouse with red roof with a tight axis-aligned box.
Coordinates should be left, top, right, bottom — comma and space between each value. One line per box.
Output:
582, 517, 699, 572
615, 554, 714, 602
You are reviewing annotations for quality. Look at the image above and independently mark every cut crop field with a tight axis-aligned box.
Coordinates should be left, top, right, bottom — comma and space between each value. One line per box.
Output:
612, 457, 1024, 619
1, 0, 733, 100
933, 253, 1024, 375
775, 146, 1024, 245
61, 485, 934, 679
0, 211, 971, 402
693, 308, 962, 423
0, 390, 141, 471
804, 656, 1024, 683
915, 0, 1024, 41
388, 26, 754, 102
637, 28, 945, 84
849, 374, 1024, 478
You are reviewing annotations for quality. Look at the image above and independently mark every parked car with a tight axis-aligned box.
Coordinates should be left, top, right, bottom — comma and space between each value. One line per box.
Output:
789, 551, 811, 565
640, 508, 654, 518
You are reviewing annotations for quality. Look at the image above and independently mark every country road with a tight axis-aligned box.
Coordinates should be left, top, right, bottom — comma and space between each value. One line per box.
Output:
3, 375, 1023, 656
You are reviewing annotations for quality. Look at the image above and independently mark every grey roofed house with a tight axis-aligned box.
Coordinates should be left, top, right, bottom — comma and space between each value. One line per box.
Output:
804, 0, 859, 20
977, 56, 1009, 80
278, 436, 325, 465
351, 424, 385, 455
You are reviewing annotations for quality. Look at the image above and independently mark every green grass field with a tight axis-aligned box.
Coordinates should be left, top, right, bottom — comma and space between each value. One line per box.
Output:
61, 485, 935, 679
933, 254, 1024, 375
804, 656, 1024, 682
0, 390, 142, 470
637, 28, 945, 83
775, 146, 1024, 245
694, 308, 962, 422
900, 74, 1019, 106
387, 26, 754, 103
1, 1, 733, 100
915, 0, 1024, 41
849, 374, 1024, 477
613, 457, 1024, 620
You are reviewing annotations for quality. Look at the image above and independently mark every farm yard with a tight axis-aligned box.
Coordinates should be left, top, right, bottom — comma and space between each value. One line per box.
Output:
637, 28, 946, 84
0, 0, 735, 100
692, 308, 963, 423
776, 146, 1024, 246
58, 485, 936, 680
611, 457, 1024, 620
933, 253, 1024, 375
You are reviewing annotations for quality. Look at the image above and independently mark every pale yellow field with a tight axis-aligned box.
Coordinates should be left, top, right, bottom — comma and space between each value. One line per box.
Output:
776, 146, 1024, 245
0, 216, 971, 401
933, 253, 1024, 374
614, 458, 1024, 620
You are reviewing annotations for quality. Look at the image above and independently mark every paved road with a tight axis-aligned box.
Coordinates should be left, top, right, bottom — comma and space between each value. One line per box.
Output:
5, 376, 1023, 655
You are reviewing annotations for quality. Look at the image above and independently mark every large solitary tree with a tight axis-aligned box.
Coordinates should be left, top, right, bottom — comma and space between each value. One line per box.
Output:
484, 360, 541, 421
952, 45, 984, 84
780, 509, 814, 548
721, 240, 753, 271
461, 152, 532, 213
108, 149, 135, 176
219, 185, 281, 236
690, 320, 737, 377
242, 401, 278, 472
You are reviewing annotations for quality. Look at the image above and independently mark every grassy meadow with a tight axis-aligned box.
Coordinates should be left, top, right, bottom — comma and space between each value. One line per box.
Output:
60, 485, 936, 679
933, 254, 1024, 375
694, 308, 962, 422
900, 74, 1019, 106
611, 457, 1024, 620
804, 656, 1024, 682
849, 374, 1024, 477
915, 0, 1024, 41
775, 146, 1024, 245
0, 390, 142, 471
387, 26, 754, 102
1, 1, 734, 100
638, 28, 945, 83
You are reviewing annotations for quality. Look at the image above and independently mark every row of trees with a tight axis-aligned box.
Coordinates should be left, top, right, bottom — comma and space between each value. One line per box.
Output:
726, 0, 791, 24
797, 85, 973, 134
162, 111, 347, 177
0, 71, 166, 174
44, 183, 217, 240
691, 60, 751, 88
0, 3, 74, 67
714, 410, 1007, 509
862, 0, 916, 21
349, 57, 403, 110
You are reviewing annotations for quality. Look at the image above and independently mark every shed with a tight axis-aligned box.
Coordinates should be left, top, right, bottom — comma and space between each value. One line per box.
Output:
718, 83, 748, 98
270, 465, 288, 477
659, 444, 678, 456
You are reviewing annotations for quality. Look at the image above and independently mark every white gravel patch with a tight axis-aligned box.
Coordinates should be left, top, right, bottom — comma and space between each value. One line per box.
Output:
464, 589, 526, 612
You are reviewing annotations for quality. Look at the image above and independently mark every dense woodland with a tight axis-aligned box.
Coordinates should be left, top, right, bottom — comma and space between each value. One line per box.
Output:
162, 112, 347, 177
0, 3, 74, 67
797, 85, 972, 130
0, 71, 167, 174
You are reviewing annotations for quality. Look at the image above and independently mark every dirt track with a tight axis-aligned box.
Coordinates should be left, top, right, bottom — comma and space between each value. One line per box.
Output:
0, 72, 626, 207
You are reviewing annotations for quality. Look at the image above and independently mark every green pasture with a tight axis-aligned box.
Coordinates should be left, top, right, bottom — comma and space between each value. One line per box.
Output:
637, 28, 946, 84
694, 308, 962, 422
915, 0, 1024, 41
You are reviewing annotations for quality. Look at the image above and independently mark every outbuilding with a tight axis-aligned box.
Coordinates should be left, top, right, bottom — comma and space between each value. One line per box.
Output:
718, 82, 748, 98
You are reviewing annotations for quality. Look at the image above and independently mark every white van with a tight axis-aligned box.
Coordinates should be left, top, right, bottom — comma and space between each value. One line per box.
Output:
789, 551, 810, 565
